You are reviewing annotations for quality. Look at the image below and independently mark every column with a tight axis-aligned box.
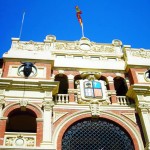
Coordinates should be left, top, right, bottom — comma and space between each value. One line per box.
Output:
68, 74, 75, 102
41, 92, 54, 147
137, 104, 150, 150
107, 76, 117, 104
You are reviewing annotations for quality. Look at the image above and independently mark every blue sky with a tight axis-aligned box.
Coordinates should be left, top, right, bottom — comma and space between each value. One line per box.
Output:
0, 0, 150, 57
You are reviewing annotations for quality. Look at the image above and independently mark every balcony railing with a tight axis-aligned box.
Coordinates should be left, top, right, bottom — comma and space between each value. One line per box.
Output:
116, 96, 132, 105
54, 94, 134, 106
54, 94, 69, 103
3, 132, 36, 147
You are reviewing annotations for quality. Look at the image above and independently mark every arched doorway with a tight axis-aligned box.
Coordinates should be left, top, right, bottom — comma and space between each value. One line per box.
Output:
114, 77, 128, 96
62, 118, 134, 150
6, 108, 37, 133
55, 74, 68, 94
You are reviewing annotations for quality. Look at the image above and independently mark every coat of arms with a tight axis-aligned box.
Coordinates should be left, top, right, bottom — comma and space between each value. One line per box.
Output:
79, 79, 107, 102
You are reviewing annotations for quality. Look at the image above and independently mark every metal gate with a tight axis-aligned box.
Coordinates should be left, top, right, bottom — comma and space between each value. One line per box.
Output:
62, 118, 134, 150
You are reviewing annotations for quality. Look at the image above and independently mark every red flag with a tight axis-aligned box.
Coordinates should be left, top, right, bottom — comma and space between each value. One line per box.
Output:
75, 6, 83, 26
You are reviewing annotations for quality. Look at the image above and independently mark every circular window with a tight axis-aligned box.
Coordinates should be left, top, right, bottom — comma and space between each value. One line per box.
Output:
62, 118, 134, 150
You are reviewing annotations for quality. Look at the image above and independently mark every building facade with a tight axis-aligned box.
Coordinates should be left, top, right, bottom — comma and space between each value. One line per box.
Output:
0, 35, 150, 150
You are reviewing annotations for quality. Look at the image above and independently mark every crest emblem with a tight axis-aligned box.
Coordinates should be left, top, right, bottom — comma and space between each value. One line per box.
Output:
79, 79, 107, 102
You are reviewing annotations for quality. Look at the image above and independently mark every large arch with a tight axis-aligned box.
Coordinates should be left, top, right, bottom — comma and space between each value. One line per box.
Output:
3, 103, 43, 118
54, 111, 144, 150
6, 107, 37, 132
2, 102, 43, 146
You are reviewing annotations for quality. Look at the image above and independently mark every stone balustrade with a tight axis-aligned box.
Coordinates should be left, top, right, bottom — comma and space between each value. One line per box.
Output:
54, 94, 134, 106
116, 96, 132, 105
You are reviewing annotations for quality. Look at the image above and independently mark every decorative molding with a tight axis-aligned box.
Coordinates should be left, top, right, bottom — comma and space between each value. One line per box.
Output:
42, 100, 54, 111
90, 103, 100, 117
19, 99, 28, 107
112, 39, 122, 47
68, 89, 78, 94
13, 40, 44, 51
137, 103, 150, 112
0, 89, 5, 95
107, 76, 113, 82
4, 134, 36, 147
54, 41, 115, 53
67, 74, 74, 80
53, 111, 68, 123
121, 113, 136, 123
45, 91, 52, 97
0, 98, 5, 110
130, 49, 150, 58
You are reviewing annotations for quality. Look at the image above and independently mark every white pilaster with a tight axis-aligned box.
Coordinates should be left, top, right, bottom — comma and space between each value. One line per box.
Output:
138, 104, 150, 150
41, 92, 54, 148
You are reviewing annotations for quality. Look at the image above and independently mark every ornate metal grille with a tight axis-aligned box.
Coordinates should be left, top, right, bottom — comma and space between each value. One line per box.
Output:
62, 118, 134, 150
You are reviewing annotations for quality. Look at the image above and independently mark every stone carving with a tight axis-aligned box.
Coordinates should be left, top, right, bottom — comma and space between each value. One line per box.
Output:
90, 103, 100, 117
55, 41, 115, 53
5, 135, 35, 147
112, 39, 122, 47
45, 35, 56, 42
13, 38, 116, 54
42, 100, 54, 111
19, 99, 28, 107
14, 41, 44, 51
91, 45, 114, 53
131, 49, 150, 58
25, 137, 35, 147
5, 137, 15, 146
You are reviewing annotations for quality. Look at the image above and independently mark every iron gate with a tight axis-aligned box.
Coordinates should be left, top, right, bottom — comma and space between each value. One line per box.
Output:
62, 118, 134, 150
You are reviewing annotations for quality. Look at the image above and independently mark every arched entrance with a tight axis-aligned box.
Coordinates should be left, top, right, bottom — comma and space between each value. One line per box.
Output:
62, 118, 134, 150
6, 108, 37, 133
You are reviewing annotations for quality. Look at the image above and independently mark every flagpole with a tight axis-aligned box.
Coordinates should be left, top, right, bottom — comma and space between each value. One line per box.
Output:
19, 12, 25, 39
81, 23, 85, 37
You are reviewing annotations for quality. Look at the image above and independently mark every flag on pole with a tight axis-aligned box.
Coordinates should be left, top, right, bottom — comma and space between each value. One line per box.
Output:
75, 6, 83, 26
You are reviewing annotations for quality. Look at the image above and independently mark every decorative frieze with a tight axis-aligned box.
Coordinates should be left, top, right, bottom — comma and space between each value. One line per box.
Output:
4, 134, 36, 147
55, 41, 115, 53
129, 49, 150, 59
12, 40, 44, 51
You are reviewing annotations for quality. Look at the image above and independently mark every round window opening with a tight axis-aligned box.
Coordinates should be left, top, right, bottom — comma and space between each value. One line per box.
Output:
62, 118, 134, 150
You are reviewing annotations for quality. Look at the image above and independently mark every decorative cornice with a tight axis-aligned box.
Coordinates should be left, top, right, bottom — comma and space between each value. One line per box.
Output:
0, 78, 59, 95
127, 84, 150, 100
